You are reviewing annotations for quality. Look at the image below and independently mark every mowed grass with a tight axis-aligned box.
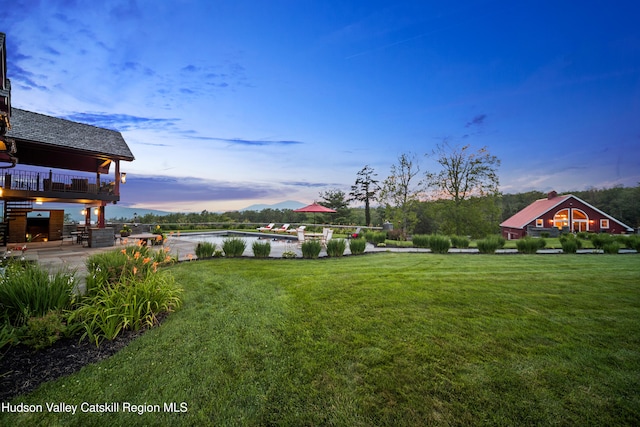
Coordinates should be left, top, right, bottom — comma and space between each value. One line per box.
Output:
3, 254, 639, 426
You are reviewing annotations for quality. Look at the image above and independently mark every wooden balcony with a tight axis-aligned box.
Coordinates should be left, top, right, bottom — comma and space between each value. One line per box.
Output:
1, 169, 119, 204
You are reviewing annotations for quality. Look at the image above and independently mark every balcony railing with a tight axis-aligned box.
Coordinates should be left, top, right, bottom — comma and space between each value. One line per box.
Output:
2, 169, 115, 196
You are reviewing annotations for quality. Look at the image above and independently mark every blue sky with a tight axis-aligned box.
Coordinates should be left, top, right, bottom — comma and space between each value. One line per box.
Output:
3, 0, 639, 212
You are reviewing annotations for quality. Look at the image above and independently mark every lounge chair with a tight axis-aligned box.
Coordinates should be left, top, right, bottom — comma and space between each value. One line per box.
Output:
351, 227, 361, 238
288, 225, 306, 234
257, 223, 275, 232
273, 224, 290, 233
321, 228, 333, 246
297, 229, 305, 246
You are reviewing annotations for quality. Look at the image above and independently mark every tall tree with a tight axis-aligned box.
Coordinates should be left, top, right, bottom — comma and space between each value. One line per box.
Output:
379, 153, 423, 239
426, 142, 501, 235
319, 188, 350, 223
349, 165, 380, 226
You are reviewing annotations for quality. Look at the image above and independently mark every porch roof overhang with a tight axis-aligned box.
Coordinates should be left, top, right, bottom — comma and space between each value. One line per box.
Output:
4, 108, 134, 173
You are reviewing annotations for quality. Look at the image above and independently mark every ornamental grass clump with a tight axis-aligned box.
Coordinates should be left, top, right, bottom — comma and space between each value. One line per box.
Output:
349, 238, 367, 255
450, 235, 470, 249
590, 233, 613, 250
0, 261, 76, 327
603, 242, 620, 254
516, 237, 546, 254
222, 237, 247, 258
429, 235, 451, 254
364, 231, 387, 245
412, 234, 430, 248
301, 240, 322, 259
326, 239, 347, 257
476, 237, 501, 254
252, 241, 271, 258
195, 241, 216, 259
560, 234, 583, 254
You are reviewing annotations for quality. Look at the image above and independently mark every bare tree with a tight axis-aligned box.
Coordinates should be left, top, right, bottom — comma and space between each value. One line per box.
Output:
426, 141, 500, 235
380, 153, 423, 239
349, 165, 380, 226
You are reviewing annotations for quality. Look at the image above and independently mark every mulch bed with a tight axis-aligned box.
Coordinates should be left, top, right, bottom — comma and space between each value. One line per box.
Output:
0, 323, 160, 401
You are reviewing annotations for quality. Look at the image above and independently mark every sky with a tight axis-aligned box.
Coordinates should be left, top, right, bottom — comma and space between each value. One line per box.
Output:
2, 0, 640, 212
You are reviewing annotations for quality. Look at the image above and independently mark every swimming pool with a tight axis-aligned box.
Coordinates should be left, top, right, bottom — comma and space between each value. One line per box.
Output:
176, 231, 297, 250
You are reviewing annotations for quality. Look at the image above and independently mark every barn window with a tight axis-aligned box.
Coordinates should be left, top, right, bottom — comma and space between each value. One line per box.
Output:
600, 219, 609, 229
536, 219, 544, 227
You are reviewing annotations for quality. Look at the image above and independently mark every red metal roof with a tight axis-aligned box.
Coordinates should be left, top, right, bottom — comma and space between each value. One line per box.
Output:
500, 194, 572, 229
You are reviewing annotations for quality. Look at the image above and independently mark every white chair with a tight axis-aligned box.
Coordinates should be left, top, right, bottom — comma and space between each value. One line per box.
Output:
273, 224, 291, 233
288, 225, 305, 234
257, 223, 275, 232
297, 229, 306, 246
321, 228, 333, 246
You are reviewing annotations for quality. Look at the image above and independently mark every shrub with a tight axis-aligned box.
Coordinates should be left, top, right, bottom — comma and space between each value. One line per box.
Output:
222, 237, 247, 258
560, 234, 583, 253
516, 237, 546, 254
627, 235, 640, 251
252, 241, 271, 258
326, 239, 347, 257
590, 233, 613, 249
195, 241, 216, 259
0, 262, 76, 327
281, 251, 296, 259
450, 235, 470, 248
603, 242, 620, 254
429, 235, 451, 254
560, 238, 579, 254
301, 240, 322, 259
476, 237, 500, 254
21, 310, 68, 350
349, 238, 367, 255
412, 234, 430, 248
364, 231, 387, 245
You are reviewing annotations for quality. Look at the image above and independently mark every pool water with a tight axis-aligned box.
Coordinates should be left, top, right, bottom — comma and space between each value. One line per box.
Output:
177, 232, 296, 250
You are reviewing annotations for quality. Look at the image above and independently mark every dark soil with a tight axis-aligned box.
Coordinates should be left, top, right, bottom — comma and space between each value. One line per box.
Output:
0, 326, 154, 401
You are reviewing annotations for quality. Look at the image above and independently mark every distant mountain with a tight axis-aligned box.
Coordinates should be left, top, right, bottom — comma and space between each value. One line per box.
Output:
40, 203, 172, 223
240, 200, 306, 212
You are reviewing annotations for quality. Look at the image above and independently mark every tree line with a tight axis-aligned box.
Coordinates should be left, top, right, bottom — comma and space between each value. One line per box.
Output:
116, 143, 639, 237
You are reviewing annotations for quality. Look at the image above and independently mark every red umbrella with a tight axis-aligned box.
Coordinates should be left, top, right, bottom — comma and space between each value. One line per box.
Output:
294, 202, 336, 226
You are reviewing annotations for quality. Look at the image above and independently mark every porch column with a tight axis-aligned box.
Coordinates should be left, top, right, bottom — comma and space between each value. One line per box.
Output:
114, 160, 120, 196
98, 205, 105, 228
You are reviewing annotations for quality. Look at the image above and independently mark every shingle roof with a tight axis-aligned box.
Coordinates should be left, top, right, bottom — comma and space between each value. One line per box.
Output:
500, 195, 571, 229
6, 108, 135, 161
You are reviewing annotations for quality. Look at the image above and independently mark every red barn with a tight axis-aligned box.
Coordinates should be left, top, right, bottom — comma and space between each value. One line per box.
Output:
500, 191, 633, 240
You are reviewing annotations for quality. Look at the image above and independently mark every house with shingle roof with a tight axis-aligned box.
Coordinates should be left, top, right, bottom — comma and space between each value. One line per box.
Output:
500, 191, 634, 239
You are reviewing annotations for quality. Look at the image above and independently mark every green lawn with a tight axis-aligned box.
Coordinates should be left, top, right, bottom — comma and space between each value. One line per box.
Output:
3, 254, 639, 426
